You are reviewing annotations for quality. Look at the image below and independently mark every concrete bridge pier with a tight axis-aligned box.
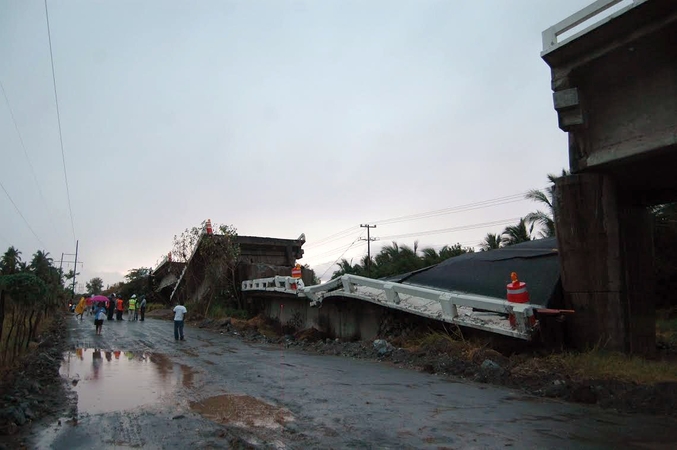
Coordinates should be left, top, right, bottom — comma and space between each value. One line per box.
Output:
542, 0, 677, 354
554, 173, 655, 354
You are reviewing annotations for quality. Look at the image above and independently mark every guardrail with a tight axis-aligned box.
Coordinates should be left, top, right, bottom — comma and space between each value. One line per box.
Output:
242, 274, 546, 340
542, 0, 646, 54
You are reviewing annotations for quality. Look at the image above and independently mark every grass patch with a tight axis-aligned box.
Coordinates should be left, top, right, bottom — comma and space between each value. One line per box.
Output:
404, 328, 500, 362
412, 328, 677, 385
145, 303, 166, 313
544, 350, 677, 384
206, 303, 249, 320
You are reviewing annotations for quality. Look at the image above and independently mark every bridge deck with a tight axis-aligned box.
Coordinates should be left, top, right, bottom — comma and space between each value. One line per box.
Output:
242, 274, 543, 340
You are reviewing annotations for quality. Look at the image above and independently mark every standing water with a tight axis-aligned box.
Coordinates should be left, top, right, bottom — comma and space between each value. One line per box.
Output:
60, 348, 194, 414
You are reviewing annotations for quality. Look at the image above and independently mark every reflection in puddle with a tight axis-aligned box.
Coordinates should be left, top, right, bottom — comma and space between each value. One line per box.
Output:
61, 349, 195, 414
191, 394, 293, 430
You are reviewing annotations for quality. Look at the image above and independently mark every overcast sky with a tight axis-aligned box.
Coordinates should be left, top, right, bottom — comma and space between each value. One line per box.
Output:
1, 0, 609, 288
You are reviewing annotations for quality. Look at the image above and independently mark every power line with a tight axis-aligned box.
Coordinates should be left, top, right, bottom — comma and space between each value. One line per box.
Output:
304, 240, 367, 266
372, 191, 535, 226
305, 188, 547, 252
304, 225, 360, 249
378, 217, 521, 241
0, 181, 47, 249
0, 80, 58, 232
44, 0, 76, 246
319, 235, 364, 281
304, 233, 366, 261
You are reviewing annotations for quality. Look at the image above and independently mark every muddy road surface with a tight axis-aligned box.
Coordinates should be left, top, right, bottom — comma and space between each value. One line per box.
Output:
28, 316, 677, 449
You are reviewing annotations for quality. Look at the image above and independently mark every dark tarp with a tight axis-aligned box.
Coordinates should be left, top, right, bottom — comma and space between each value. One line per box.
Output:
390, 238, 561, 307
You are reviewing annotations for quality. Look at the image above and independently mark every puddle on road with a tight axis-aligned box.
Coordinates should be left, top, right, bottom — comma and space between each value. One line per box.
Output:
60, 348, 195, 414
191, 394, 292, 430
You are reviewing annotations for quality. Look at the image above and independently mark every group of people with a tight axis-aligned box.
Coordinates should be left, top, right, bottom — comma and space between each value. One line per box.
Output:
73, 294, 188, 341
74, 294, 148, 334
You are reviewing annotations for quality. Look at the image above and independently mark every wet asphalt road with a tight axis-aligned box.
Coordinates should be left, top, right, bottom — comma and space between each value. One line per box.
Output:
30, 315, 677, 449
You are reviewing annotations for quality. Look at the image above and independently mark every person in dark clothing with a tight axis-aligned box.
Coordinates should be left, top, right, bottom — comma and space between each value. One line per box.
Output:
139, 296, 147, 321
107, 294, 116, 321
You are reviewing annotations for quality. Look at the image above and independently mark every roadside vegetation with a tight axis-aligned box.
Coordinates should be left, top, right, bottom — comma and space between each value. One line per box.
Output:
0, 247, 69, 371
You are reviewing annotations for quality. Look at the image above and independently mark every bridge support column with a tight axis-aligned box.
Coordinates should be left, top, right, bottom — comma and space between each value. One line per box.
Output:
554, 173, 655, 354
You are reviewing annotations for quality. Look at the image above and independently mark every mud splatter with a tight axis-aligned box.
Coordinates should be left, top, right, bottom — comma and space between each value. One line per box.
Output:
191, 394, 292, 430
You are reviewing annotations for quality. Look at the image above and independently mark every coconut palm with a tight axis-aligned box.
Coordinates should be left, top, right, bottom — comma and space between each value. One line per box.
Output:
501, 218, 533, 246
479, 233, 502, 251
331, 258, 359, 279
1, 246, 22, 275
420, 248, 440, 266
30, 250, 53, 282
525, 169, 569, 238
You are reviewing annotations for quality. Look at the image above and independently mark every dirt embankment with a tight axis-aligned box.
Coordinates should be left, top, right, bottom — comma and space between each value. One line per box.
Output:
185, 313, 677, 419
0, 313, 72, 447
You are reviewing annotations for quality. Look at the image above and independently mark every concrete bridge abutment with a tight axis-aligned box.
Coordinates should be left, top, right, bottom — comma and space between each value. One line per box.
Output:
555, 173, 655, 354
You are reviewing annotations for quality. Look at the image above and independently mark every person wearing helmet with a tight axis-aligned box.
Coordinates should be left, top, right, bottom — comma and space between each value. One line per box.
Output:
128, 294, 137, 321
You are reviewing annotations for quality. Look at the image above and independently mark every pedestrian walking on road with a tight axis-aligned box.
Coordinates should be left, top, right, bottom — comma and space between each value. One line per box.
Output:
94, 302, 107, 335
139, 296, 147, 321
116, 297, 124, 320
75, 296, 87, 320
173, 300, 187, 341
128, 294, 138, 321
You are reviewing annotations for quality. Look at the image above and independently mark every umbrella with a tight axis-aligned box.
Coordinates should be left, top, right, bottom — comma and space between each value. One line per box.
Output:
88, 295, 109, 306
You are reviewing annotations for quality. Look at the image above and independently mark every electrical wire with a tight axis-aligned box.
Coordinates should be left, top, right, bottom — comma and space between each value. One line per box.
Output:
1, 80, 58, 232
318, 235, 364, 280
44, 0, 76, 246
305, 235, 366, 262
1, 181, 47, 249
371, 191, 537, 226
305, 189, 547, 252
378, 217, 521, 241
304, 225, 360, 249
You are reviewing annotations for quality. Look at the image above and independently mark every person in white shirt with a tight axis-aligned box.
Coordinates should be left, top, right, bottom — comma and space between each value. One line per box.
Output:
173, 300, 188, 341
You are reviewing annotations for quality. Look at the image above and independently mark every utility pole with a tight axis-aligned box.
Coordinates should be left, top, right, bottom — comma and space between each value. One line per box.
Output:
360, 224, 377, 277
71, 240, 79, 300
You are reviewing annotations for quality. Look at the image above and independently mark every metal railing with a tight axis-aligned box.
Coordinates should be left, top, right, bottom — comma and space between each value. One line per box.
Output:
242, 274, 545, 340
542, 0, 646, 54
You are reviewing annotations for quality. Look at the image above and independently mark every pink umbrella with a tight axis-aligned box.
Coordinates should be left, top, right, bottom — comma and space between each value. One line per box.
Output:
88, 295, 109, 306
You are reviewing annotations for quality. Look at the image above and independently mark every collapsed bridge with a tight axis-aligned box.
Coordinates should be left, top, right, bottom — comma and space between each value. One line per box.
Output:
242, 239, 569, 342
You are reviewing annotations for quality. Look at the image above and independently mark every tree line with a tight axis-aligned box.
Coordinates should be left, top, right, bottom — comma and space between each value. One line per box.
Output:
0, 248, 69, 365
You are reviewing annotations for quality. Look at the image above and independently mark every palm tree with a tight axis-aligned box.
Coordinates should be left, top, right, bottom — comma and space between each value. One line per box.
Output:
331, 258, 359, 279
525, 169, 569, 238
420, 248, 440, 266
501, 218, 533, 246
30, 250, 53, 282
1, 246, 23, 348
1, 246, 22, 275
439, 243, 472, 259
479, 233, 502, 251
